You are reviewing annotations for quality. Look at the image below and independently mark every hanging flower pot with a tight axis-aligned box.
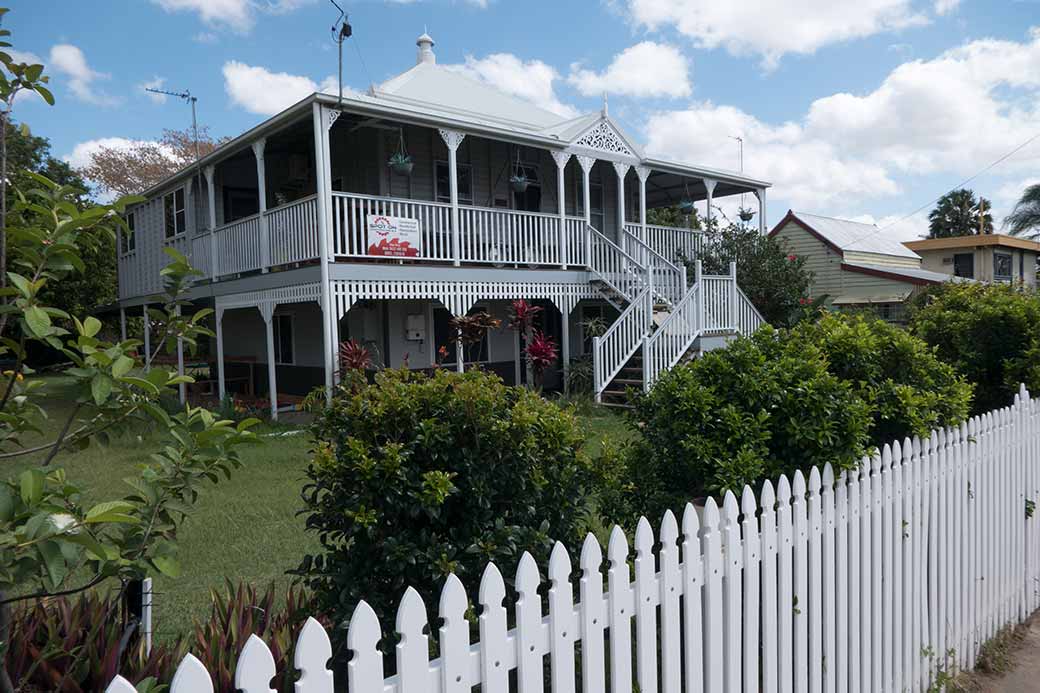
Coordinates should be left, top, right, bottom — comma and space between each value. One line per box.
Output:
678, 199, 696, 215
388, 151, 413, 176
510, 174, 529, 193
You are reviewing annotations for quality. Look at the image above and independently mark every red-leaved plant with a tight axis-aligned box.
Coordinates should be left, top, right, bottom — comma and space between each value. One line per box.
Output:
525, 331, 559, 388
338, 339, 372, 372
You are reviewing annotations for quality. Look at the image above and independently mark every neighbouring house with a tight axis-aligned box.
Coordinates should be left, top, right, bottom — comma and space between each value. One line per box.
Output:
903, 234, 1040, 288
770, 210, 970, 322
114, 32, 766, 413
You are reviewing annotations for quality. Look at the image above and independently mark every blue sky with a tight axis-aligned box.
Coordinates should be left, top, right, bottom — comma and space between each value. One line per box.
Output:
7, 0, 1040, 241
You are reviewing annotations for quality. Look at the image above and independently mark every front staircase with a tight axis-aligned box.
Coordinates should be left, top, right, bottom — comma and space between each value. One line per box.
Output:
587, 225, 765, 405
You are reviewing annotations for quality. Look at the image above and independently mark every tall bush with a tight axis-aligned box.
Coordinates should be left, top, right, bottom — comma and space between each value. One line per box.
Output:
295, 368, 595, 631
788, 312, 972, 443
909, 282, 1040, 414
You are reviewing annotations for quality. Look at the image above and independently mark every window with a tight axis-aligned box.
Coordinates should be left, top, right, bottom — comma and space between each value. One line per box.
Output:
163, 188, 185, 238
994, 252, 1013, 281
273, 314, 294, 365
121, 212, 136, 254
1021, 251, 1026, 280
590, 180, 605, 234
953, 253, 974, 279
435, 161, 473, 204
223, 187, 260, 223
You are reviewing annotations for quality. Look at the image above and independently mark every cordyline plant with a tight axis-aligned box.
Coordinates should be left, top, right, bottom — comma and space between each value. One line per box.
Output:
449, 310, 500, 369
525, 330, 558, 389
508, 299, 542, 385
0, 15, 258, 692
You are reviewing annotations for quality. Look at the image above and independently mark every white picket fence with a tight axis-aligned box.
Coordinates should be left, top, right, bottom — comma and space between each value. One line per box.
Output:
108, 385, 1040, 693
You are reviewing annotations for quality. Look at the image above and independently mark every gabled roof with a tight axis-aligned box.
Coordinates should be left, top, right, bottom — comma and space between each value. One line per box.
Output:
771, 210, 920, 260
375, 61, 566, 132
904, 234, 1040, 253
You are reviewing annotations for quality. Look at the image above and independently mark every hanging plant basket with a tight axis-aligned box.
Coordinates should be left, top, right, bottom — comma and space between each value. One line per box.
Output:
388, 152, 414, 176
510, 174, 529, 193
678, 199, 696, 215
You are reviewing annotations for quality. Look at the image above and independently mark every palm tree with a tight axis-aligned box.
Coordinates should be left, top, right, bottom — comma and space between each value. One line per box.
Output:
927, 188, 993, 238
1006, 183, 1040, 240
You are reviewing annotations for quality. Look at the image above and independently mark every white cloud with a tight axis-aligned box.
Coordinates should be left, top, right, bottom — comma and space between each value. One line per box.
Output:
222, 61, 344, 115
48, 44, 118, 106
152, 0, 313, 32
140, 76, 168, 103
626, 0, 929, 69
193, 31, 219, 44
446, 53, 578, 118
7, 48, 43, 65
934, 0, 960, 15
63, 137, 164, 170
568, 42, 691, 99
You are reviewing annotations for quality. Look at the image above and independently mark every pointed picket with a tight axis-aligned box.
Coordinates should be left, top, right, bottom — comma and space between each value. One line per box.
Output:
847, 463, 862, 693
703, 497, 725, 693
891, 441, 905, 693
634, 517, 659, 693
294, 617, 333, 693
926, 431, 939, 685
791, 471, 809, 693
235, 635, 277, 693
777, 475, 794, 693
869, 454, 883, 693
833, 469, 850, 693
579, 533, 607, 693
396, 587, 431, 693
760, 481, 779, 693
880, 445, 894, 693
722, 491, 743, 693
607, 525, 634, 693
170, 654, 213, 693
807, 467, 823, 693
548, 542, 577, 693
105, 676, 139, 693
347, 601, 384, 693
741, 486, 761, 693
516, 551, 545, 693
911, 435, 926, 691
479, 562, 510, 692
439, 574, 470, 693
682, 502, 706, 693
900, 438, 915, 693
659, 510, 683, 693
858, 457, 873, 693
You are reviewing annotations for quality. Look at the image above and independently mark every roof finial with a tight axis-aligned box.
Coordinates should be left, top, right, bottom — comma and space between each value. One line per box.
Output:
602, 92, 608, 116
416, 29, 435, 65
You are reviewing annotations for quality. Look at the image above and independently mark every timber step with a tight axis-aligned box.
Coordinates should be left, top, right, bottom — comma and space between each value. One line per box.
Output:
599, 347, 644, 409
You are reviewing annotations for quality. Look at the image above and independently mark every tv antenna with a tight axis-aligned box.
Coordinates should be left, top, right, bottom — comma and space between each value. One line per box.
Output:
330, 0, 353, 107
146, 86, 203, 227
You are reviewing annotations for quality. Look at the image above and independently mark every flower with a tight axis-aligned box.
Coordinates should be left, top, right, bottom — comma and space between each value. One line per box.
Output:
787, 254, 797, 261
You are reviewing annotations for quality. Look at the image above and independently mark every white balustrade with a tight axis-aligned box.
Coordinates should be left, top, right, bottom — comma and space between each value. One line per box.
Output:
701, 276, 735, 332
588, 226, 647, 303
107, 384, 1040, 693
626, 222, 704, 266
267, 195, 320, 266
643, 281, 702, 389
592, 287, 652, 401
189, 231, 212, 278
214, 214, 263, 276
622, 229, 685, 307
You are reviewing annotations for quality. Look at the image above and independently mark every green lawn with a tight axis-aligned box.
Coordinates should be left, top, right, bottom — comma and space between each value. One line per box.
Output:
9, 376, 632, 640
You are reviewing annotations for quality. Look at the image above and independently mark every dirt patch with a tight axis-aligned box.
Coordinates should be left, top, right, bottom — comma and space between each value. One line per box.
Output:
952, 610, 1040, 692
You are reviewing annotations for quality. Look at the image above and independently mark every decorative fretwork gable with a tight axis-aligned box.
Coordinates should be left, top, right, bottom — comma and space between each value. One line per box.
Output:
571, 120, 635, 158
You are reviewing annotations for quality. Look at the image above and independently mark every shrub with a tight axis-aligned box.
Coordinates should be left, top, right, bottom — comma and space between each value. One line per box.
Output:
605, 328, 872, 524
909, 282, 1040, 414
295, 368, 596, 631
788, 312, 972, 444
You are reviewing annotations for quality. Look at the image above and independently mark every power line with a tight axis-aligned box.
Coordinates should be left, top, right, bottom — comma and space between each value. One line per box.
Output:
844, 129, 1040, 246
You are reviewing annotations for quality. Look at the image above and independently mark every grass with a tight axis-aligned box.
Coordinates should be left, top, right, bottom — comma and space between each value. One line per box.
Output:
8, 376, 632, 640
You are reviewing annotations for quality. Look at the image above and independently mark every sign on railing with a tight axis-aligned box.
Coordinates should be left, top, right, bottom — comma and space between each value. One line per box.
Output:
108, 386, 1040, 693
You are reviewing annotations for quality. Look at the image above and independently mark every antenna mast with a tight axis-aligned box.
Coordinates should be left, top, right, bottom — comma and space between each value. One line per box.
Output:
146, 86, 203, 227
330, 0, 353, 107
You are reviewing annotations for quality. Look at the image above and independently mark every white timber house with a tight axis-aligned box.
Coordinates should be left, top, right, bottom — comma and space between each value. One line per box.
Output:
115, 33, 767, 414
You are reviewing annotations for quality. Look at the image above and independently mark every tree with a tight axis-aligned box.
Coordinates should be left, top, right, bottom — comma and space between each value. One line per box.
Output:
927, 188, 993, 238
687, 206, 814, 327
0, 17, 257, 691
79, 127, 228, 197
1006, 183, 1040, 240
647, 204, 702, 230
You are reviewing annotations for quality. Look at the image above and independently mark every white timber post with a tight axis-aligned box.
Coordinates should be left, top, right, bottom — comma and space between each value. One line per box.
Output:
552, 151, 571, 269
141, 303, 151, 367
756, 187, 768, 234
439, 129, 466, 267
577, 155, 595, 266
561, 302, 571, 389
260, 304, 278, 421
175, 305, 185, 404
729, 260, 739, 331
704, 177, 717, 232
635, 165, 649, 243
253, 138, 269, 273
313, 102, 338, 402
204, 165, 217, 279
119, 306, 127, 342
456, 327, 465, 373
613, 162, 630, 246
215, 306, 226, 401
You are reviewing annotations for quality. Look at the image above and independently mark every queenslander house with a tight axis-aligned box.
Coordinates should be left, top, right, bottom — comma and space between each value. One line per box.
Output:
115, 33, 766, 413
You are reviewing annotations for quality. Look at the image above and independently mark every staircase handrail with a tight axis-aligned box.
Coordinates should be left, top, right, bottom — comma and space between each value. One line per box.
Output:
642, 280, 702, 390
587, 225, 648, 304
622, 229, 685, 308
592, 286, 653, 403
736, 285, 766, 335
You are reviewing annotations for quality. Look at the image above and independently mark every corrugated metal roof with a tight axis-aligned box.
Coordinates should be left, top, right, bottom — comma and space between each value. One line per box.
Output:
842, 261, 975, 284
794, 212, 921, 259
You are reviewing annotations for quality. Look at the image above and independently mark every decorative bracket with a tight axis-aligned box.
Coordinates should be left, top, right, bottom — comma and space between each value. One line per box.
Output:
576, 155, 595, 175
703, 177, 718, 196
634, 165, 651, 183
612, 161, 631, 180
325, 108, 342, 131
203, 164, 215, 185
438, 129, 466, 152
251, 138, 266, 160
550, 150, 572, 170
